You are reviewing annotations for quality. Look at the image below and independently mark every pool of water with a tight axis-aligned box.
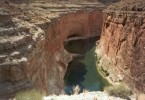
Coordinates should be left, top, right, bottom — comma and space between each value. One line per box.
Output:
64, 36, 109, 95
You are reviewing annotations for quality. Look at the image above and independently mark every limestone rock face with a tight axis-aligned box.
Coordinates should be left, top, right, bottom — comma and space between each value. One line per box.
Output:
98, 0, 145, 93
0, 2, 104, 99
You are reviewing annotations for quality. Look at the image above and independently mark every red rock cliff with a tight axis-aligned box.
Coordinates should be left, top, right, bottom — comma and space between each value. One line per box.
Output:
97, 0, 145, 93
0, 2, 104, 98
26, 10, 103, 95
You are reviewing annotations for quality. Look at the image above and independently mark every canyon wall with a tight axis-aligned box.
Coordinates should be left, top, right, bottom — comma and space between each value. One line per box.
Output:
27, 10, 103, 95
0, 2, 104, 98
97, 0, 145, 93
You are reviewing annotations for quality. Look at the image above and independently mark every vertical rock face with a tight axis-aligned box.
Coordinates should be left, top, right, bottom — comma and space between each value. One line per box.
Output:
27, 10, 103, 95
98, 0, 145, 92
0, 2, 104, 98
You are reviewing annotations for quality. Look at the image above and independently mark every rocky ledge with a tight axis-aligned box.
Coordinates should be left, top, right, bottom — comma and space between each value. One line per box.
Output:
96, 0, 145, 93
0, 1, 105, 99
44, 91, 135, 100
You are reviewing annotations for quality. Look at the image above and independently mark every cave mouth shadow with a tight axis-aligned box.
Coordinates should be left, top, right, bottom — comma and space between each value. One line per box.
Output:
64, 35, 100, 54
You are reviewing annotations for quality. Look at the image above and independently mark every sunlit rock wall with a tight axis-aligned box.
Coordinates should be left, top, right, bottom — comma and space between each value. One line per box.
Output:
97, 0, 145, 92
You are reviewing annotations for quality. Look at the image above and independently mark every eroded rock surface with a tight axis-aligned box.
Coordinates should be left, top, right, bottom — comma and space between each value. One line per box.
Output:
97, 0, 145, 93
0, 1, 105, 99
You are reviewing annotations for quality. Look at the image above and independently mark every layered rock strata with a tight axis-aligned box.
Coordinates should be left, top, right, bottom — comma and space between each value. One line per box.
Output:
0, 1, 104, 99
96, 0, 145, 93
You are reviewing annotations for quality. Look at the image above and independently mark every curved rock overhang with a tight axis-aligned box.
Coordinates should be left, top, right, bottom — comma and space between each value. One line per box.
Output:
0, 2, 105, 98
27, 10, 103, 95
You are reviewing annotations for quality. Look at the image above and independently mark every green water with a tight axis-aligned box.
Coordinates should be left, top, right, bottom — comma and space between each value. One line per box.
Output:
64, 36, 109, 95
80, 47, 109, 91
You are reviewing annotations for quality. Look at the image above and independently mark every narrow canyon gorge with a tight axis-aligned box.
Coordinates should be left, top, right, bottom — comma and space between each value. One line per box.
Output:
0, 0, 145, 99
0, 1, 105, 99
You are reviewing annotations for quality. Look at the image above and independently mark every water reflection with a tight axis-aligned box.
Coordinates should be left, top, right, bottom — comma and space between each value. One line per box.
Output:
64, 36, 109, 95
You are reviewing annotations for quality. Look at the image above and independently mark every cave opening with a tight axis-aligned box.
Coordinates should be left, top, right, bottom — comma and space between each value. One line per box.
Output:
64, 35, 99, 54
63, 35, 108, 95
